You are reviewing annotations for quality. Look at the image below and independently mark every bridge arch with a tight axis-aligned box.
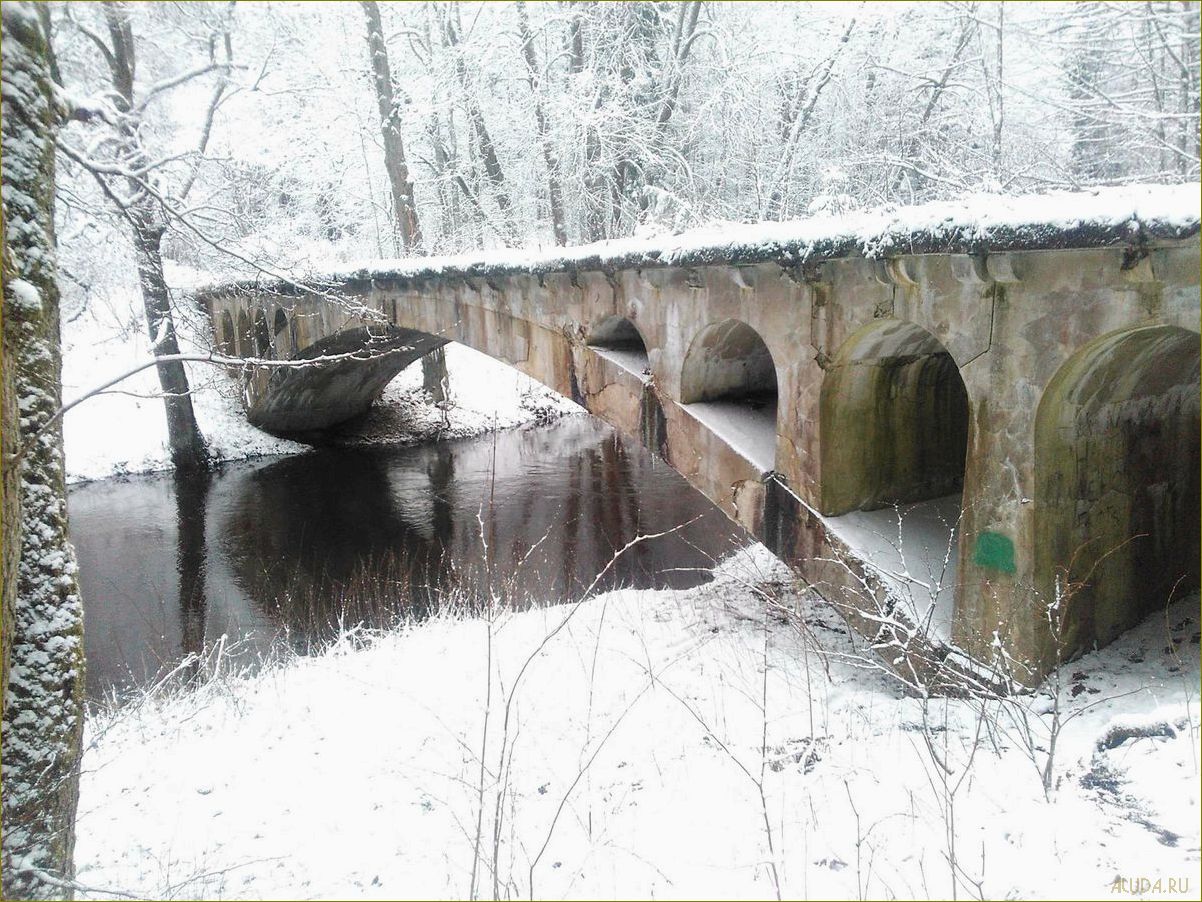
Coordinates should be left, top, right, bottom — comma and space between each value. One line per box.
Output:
587, 315, 650, 378
250, 323, 449, 433
588, 315, 648, 352
1034, 324, 1200, 663
679, 318, 778, 473
819, 319, 970, 517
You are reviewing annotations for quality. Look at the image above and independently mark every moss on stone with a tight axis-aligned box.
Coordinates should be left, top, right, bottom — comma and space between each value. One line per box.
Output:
1033, 325, 1200, 670
819, 321, 969, 515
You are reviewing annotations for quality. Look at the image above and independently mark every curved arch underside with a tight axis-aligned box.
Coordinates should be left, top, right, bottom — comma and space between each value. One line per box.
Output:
247, 326, 449, 434
680, 319, 777, 406
588, 315, 648, 351
677, 319, 779, 474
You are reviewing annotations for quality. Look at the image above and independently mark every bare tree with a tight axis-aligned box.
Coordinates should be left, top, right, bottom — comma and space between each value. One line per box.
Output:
137, 2, 1196, 259
440, 3, 517, 246
565, 1, 608, 242
764, 13, 857, 218
54, 1, 234, 472
358, 0, 421, 253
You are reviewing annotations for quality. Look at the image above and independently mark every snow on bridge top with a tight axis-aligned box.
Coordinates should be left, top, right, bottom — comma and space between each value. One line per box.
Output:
201, 182, 1200, 297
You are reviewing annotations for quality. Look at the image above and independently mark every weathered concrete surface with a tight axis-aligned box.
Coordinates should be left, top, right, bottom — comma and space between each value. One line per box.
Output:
198, 227, 1201, 686
819, 320, 969, 515
1033, 324, 1200, 672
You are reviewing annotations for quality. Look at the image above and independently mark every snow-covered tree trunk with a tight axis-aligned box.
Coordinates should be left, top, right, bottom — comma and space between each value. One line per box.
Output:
358, 0, 447, 402
516, 0, 567, 246
127, 200, 209, 473
1, 142, 20, 739
1, 4, 86, 897
420, 345, 449, 405
359, 0, 422, 253
97, 1, 210, 474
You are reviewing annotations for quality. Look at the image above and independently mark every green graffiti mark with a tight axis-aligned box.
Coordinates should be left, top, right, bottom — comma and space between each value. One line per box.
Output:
973, 530, 1016, 574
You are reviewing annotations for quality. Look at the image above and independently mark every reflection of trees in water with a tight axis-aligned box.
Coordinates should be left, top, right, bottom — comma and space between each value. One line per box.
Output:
76, 421, 745, 702
175, 467, 212, 675
475, 431, 636, 602
554, 432, 709, 595
558, 434, 638, 597
216, 422, 744, 647
221, 448, 458, 641
484, 428, 725, 599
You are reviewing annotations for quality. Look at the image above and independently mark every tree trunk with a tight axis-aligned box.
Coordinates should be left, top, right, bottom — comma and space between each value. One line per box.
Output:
567, 4, 607, 241
428, 108, 462, 250
129, 203, 209, 473
442, 7, 516, 244
1, 195, 19, 735
100, 1, 210, 474
422, 345, 449, 404
516, 0, 567, 245
1, 5, 86, 896
359, 2, 448, 398
359, 0, 422, 251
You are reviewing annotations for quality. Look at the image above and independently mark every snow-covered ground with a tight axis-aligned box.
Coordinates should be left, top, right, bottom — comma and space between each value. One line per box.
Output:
72, 545, 1200, 901
60, 286, 580, 483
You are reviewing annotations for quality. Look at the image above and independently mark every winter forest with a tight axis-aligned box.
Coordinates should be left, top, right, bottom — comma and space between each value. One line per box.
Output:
2, 1, 1200, 900
49, 1, 1202, 271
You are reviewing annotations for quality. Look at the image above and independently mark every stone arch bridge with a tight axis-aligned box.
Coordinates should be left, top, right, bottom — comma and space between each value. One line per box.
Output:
196, 188, 1201, 686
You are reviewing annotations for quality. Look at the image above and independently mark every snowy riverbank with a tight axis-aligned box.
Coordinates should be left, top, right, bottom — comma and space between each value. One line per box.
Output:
73, 545, 1200, 900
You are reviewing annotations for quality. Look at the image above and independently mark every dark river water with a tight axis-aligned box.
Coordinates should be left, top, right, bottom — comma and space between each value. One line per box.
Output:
69, 417, 749, 701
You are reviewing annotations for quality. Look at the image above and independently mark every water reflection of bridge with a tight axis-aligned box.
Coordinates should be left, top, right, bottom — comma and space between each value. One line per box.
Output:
72, 419, 745, 698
